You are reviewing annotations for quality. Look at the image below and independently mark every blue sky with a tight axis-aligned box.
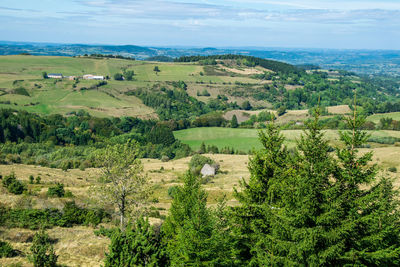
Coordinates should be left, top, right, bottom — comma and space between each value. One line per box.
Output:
1, 0, 399, 49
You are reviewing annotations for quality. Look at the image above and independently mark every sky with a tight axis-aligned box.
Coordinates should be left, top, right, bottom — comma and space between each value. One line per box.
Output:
0, 0, 399, 49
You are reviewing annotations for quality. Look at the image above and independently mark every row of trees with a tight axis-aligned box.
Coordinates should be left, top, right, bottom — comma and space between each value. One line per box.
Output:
102, 109, 400, 266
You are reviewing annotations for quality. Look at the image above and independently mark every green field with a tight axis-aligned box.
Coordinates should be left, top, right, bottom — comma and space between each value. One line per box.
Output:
367, 112, 400, 123
174, 127, 400, 152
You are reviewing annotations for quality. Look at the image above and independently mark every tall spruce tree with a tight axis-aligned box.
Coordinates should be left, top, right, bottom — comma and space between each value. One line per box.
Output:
162, 171, 237, 266
332, 109, 400, 265
232, 122, 290, 264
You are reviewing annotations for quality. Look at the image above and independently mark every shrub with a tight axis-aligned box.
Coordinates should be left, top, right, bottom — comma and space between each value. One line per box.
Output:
0, 240, 16, 258
35, 176, 41, 184
367, 136, 400, 145
29, 175, 35, 184
189, 154, 215, 175
8, 180, 25, 195
113, 73, 123, 81
29, 230, 58, 267
47, 183, 65, 198
11, 87, 30, 96
388, 167, 397, 173
2, 173, 25, 195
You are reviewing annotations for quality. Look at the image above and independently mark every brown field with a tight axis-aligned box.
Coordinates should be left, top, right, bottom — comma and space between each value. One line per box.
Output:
327, 105, 351, 114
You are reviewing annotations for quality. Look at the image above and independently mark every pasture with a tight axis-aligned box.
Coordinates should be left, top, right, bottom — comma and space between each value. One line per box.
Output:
174, 127, 400, 151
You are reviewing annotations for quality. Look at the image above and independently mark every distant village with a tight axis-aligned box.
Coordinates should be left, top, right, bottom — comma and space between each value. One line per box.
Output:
47, 73, 105, 80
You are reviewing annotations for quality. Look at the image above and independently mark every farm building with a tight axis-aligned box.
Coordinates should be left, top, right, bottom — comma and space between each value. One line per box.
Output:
48, 73, 63, 79
83, 74, 105, 80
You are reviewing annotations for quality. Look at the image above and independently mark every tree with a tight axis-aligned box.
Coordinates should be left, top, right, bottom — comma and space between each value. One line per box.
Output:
241, 100, 252, 110
153, 66, 160, 73
104, 217, 167, 266
29, 230, 58, 267
124, 70, 134, 81
232, 123, 290, 264
231, 115, 238, 128
113, 73, 123, 81
42, 72, 48, 79
277, 105, 286, 116
162, 172, 237, 265
94, 142, 151, 229
233, 107, 400, 265
147, 124, 175, 146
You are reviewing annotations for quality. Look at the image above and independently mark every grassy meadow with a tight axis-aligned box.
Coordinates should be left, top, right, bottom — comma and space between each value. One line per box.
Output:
174, 127, 400, 151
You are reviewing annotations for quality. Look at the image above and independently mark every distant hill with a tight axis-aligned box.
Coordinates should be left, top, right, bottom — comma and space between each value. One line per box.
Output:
0, 41, 399, 75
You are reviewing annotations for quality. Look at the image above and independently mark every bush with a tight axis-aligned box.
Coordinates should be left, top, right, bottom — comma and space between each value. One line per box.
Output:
388, 167, 397, 173
29, 175, 34, 184
0, 240, 16, 258
189, 154, 215, 176
8, 180, 25, 195
47, 183, 65, 198
367, 136, 400, 145
113, 73, 123, 81
2, 173, 25, 195
29, 230, 58, 267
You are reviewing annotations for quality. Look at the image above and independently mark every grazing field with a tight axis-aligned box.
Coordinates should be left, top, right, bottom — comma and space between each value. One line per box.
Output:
0, 55, 266, 118
367, 112, 400, 123
174, 127, 400, 151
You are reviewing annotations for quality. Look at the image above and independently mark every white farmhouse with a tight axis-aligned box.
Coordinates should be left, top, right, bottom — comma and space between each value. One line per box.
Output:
83, 74, 105, 80
48, 73, 63, 79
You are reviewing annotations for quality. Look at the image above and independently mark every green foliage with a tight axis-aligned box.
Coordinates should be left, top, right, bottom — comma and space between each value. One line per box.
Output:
11, 87, 30, 96
147, 124, 176, 146
153, 66, 160, 72
188, 154, 215, 176
231, 115, 238, 128
113, 73, 123, 81
388, 166, 397, 173
0, 202, 108, 229
241, 100, 252, 111
172, 80, 187, 90
162, 172, 237, 266
47, 183, 65, 198
94, 142, 150, 229
29, 175, 34, 184
29, 230, 58, 267
233, 109, 400, 265
167, 186, 179, 199
104, 217, 166, 267
42, 72, 48, 79
277, 105, 286, 116
2, 173, 26, 195
0, 240, 16, 258
124, 70, 134, 81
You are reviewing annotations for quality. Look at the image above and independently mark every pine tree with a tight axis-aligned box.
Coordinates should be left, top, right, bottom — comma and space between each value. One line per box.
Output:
29, 230, 58, 267
231, 115, 239, 128
163, 171, 237, 266
104, 217, 166, 267
232, 122, 290, 264
332, 109, 400, 265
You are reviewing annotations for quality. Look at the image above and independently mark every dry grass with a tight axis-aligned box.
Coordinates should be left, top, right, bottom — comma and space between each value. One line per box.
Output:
327, 105, 351, 114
